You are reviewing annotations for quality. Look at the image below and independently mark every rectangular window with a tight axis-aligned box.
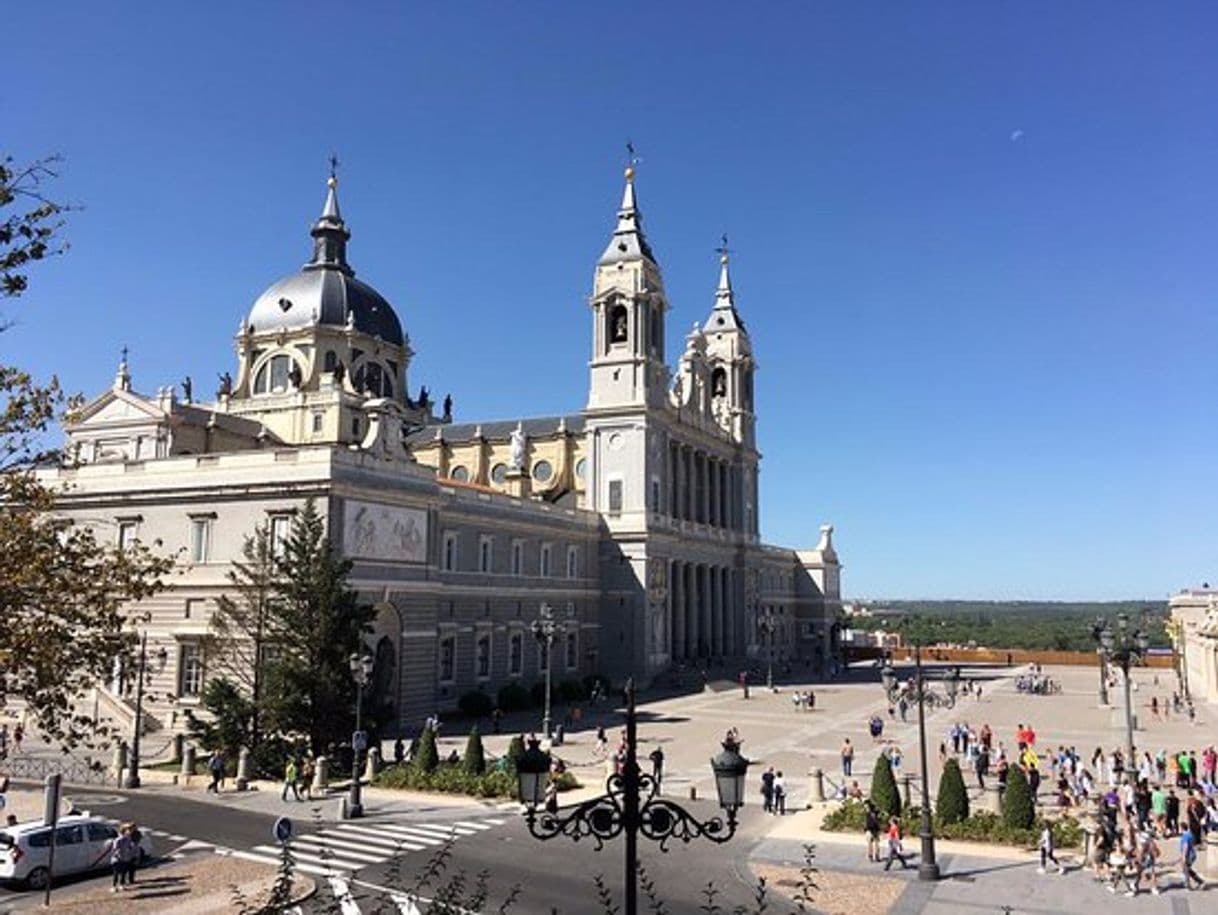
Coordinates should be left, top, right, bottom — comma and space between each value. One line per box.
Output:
189, 518, 211, 563
476, 633, 491, 679
179, 643, 203, 698
479, 536, 493, 573
312, 412, 324, 433
566, 546, 578, 579
117, 521, 138, 551
269, 515, 291, 558
565, 631, 578, 670
509, 632, 523, 676
439, 636, 456, 683
443, 532, 458, 571
184, 598, 205, 620
540, 543, 552, 577
608, 479, 623, 515
512, 541, 523, 576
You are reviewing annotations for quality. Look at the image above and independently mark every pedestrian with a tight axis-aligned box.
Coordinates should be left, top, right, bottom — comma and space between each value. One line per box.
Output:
761, 767, 775, 813
773, 771, 786, 815
841, 738, 854, 777
649, 746, 664, 788
393, 737, 405, 766
207, 749, 225, 793
595, 725, 608, 758
1038, 822, 1065, 874
864, 800, 881, 862
12, 724, 22, 754
869, 715, 884, 742
0, 724, 7, 758
492, 707, 503, 734
1167, 788, 1180, 835
975, 746, 989, 790
1180, 825, 1206, 890
301, 756, 315, 801
1134, 829, 1161, 896
93, 823, 136, 893
544, 779, 558, 815
282, 757, 302, 801
883, 816, 910, 870
125, 822, 142, 886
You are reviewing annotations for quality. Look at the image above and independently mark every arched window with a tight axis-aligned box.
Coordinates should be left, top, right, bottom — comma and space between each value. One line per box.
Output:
711, 367, 727, 398
253, 354, 294, 394
609, 304, 629, 344
373, 635, 397, 718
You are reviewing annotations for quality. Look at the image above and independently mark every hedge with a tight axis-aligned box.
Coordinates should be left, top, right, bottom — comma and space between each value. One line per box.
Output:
372, 760, 581, 799
822, 799, 1082, 849
458, 690, 494, 718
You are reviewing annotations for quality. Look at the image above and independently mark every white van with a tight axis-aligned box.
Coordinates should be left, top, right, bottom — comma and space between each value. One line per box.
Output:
0, 815, 153, 890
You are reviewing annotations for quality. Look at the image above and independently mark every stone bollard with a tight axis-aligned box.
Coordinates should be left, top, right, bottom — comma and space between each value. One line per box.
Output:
172, 733, 184, 765
235, 746, 251, 791
812, 768, 825, 803
554, 724, 565, 747
689, 786, 698, 801
181, 744, 196, 779
114, 742, 128, 789
985, 785, 1003, 815
365, 747, 381, 782
901, 774, 912, 809
313, 756, 329, 795
337, 796, 349, 820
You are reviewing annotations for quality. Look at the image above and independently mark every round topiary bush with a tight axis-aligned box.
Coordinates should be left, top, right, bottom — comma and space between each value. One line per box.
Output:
458, 690, 494, 718
936, 757, 969, 824
1002, 766, 1035, 829
414, 725, 439, 773
497, 682, 531, 712
463, 726, 486, 775
506, 735, 526, 772
870, 752, 902, 817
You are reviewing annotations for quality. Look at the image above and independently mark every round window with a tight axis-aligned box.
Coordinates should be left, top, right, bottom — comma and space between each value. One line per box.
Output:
450, 466, 469, 482
491, 463, 508, 484
574, 458, 587, 481
532, 460, 553, 483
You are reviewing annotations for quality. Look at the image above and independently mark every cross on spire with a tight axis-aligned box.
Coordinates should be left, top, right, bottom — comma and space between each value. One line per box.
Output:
715, 233, 731, 264
328, 153, 340, 181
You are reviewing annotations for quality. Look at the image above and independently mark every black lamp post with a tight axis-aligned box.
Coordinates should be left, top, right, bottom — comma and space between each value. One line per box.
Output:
757, 609, 777, 690
530, 602, 565, 739
348, 652, 374, 818
518, 679, 748, 915
124, 632, 168, 790
1093, 614, 1148, 770
1091, 618, 1110, 707
879, 646, 958, 881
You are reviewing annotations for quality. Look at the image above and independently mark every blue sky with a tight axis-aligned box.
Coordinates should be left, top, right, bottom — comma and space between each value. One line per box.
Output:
6, 2, 1217, 600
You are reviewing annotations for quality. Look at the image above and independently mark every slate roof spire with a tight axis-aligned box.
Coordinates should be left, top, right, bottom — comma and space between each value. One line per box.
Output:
306, 156, 353, 275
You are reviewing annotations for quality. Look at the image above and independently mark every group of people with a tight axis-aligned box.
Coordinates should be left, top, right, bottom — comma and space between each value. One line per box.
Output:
93, 821, 143, 893
789, 690, 817, 712
1091, 785, 1210, 895
760, 766, 788, 814
1015, 673, 1060, 694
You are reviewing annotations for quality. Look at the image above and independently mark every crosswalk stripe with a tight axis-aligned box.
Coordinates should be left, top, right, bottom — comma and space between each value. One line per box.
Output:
292, 837, 386, 864
335, 824, 435, 849
221, 848, 347, 878
452, 820, 492, 830
253, 844, 355, 871
304, 832, 415, 856
399, 823, 476, 837
483, 817, 507, 825
354, 824, 444, 846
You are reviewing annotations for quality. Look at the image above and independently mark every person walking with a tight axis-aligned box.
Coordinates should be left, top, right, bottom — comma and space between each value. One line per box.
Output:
281, 757, 302, 802
301, 756, 315, 801
649, 746, 665, 789
1038, 822, 1065, 874
773, 771, 786, 815
883, 816, 910, 870
864, 801, 881, 862
841, 738, 854, 777
760, 767, 775, 813
207, 749, 225, 793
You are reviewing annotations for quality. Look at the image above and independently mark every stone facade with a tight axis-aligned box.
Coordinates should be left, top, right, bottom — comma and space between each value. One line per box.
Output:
37, 162, 842, 738
1169, 586, 1218, 707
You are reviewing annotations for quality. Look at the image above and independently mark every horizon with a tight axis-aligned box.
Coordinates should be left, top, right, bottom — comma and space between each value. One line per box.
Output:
6, 3, 1217, 600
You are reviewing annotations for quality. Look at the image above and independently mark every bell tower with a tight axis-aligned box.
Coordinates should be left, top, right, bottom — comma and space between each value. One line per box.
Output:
586, 160, 670, 412
701, 240, 756, 448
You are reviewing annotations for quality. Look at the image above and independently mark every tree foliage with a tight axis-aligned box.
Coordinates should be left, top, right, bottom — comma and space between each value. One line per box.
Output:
936, 757, 969, 824
186, 678, 254, 760
870, 752, 901, 817
462, 726, 486, 775
414, 725, 440, 773
0, 154, 172, 751
1002, 766, 1035, 829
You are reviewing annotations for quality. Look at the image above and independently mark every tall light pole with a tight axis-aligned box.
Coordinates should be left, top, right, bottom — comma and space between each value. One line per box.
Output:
880, 646, 958, 882
531, 603, 565, 739
1093, 614, 1148, 770
1091, 618, 1110, 706
123, 632, 167, 790
348, 652, 374, 818
757, 609, 776, 690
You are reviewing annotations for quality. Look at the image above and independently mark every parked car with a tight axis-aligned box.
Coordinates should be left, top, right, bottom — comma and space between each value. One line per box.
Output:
0, 815, 153, 890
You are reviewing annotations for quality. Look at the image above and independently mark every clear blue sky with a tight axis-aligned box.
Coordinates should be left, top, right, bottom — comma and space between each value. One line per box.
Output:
6, 2, 1217, 600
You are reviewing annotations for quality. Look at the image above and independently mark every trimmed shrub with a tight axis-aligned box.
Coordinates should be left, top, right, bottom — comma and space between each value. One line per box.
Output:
458, 690, 494, 718
372, 760, 581, 799
936, 758, 969, 824
556, 679, 588, 702
870, 753, 902, 817
414, 725, 439, 773
497, 682, 531, 712
506, 735, 526, 772
463, 726, 486, 775
1002, 767, 1035, 829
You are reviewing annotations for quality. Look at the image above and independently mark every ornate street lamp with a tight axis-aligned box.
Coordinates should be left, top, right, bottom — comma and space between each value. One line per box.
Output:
757, 609, 777, 690
124, 633, 169, 789
348, 652, 374, 818
1091, 617, 1111, 706
1092, 614, 1149, 769
519, 680, 748, 915
530, 602, 568, 739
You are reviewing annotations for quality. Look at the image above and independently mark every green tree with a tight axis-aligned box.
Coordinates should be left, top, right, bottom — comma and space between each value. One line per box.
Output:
870, 753, 901, 817
414, 725, 439, 773
1002, 766, 1035, 829
463, 726, 486, 775
936, 757, 969, 824
259, 499, 375, 754
506, 735, 526, 772
186, 678, 254, 760
202, 525, 278, 749
0, 155, 172, 751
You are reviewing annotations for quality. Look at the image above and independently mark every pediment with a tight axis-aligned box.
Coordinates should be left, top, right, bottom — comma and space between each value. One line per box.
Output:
69, 389, 166, 429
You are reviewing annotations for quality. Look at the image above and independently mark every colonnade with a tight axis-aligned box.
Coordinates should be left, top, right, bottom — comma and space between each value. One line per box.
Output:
668, 560, 736, 661
667, 442, 735, 529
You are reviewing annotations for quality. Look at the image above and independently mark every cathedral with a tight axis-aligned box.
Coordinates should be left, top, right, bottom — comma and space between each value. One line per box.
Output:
40, 160, 842, 735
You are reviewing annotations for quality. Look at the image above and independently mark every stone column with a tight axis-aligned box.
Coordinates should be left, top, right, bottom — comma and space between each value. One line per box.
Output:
669, 444, 679, 517
708, 458, 719, 527
700, 454, 710, 524
673, 561, 686, 660
712, 566, 724, 657
683, 447, 693, 521
686, 563, 700, 660
720, 463, 729, 528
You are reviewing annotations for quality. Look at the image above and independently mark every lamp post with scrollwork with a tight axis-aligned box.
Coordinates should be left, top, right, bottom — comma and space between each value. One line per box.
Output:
124, 632, 169, 790
757, 608, 777, 690
530, 602, 568, 740
1092, 613, 1149, 771
516, 679, 749, 915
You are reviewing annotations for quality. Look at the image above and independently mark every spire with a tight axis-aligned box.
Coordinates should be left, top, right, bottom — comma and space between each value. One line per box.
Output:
305, 156, 353, 275
113, 345, 131, 392
598, 143, 656, 265
706, 235, 746, 331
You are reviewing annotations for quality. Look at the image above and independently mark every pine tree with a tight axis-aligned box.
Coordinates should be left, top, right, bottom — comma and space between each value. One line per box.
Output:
936, 757, 969, 824
1002, 766, 1035, 829
463, 726, 486, 775
870, 752, 902, 817
414, 724, 440, 773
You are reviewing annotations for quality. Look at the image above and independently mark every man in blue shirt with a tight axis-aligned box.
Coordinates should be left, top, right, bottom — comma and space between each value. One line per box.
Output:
1179, 829, 1206, 891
